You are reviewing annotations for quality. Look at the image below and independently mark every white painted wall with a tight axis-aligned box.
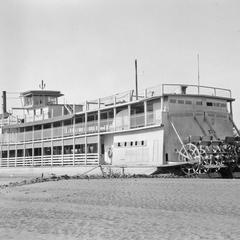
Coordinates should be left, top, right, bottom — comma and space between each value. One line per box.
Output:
110, 127, 164, 166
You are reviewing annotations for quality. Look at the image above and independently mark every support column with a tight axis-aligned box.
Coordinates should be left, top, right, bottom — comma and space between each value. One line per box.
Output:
98, 99, 101, 165
51, 123, 53, 166
61, 122, 64, 166
114, 107, 116, 132
128, 105, 131, 129
41, 125, 44, 167
144, 100, 147, 126
73, 117, 75, 166
85, 110, 87, 165
230, 102, 233, 118
32, 127, 34, 166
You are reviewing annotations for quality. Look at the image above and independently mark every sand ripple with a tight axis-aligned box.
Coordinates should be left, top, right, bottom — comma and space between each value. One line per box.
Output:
0, 178, 239, 240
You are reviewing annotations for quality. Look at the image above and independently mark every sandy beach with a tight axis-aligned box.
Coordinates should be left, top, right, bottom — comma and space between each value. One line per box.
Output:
0, 178, 239, 240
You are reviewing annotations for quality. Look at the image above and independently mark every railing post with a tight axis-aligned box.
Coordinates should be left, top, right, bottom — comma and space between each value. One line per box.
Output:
15, 143, 17, 167
98, 99, 100, 133
61, 122, 64, 166
129, 90, 132, 101
85, 136, 87, 165
41, 125, 44, 167
98, 134, 101, 165
144, 101, 147, 126
114, 107, 116, 132
144, 88, 147, 98
128, 105, 131, 129
84, 108, 88, 165
73, 117, 75, 166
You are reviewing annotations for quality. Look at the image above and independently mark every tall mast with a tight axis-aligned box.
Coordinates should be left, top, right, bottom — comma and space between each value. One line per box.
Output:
197, 54, 200, 94
135, 59, 138, 100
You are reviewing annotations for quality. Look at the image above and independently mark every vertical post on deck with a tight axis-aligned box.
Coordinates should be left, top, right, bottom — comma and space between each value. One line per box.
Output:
135, 59, 138, 100
2, 91, 7, 115
144, 101, 147, 127
230, 102, 233, 118
98, 98, 101, 165
197, 54, 200, 95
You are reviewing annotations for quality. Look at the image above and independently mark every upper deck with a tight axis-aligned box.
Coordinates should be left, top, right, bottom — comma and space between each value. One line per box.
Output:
74, 83, 233, 112
1, 83, 233, 128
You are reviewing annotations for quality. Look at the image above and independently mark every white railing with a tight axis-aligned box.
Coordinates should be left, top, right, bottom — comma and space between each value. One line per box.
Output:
74, 153, 86, 165
43, 128, 51, 139
16, 157, 24, 166
87, 120, 98, 133
34, 129, 42, 140
53, 126, 62, 138
25, 131, 32, 141
0, 153, 99, 167
52, 155, 62, 166
75, 122, 85, 135
161, 84, 231, 98
8, 157, 15, 167
100, 118, 114, 132
0, 112, 162, 144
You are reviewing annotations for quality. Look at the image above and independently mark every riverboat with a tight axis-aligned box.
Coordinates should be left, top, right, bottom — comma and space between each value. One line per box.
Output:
0, 83, 239, 176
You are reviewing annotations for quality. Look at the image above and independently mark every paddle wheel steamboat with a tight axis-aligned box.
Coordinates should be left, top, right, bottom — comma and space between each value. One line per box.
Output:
0, 83, 239, 177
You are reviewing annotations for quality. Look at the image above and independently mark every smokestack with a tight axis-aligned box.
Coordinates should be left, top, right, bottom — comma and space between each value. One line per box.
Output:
2, 91, 6, 114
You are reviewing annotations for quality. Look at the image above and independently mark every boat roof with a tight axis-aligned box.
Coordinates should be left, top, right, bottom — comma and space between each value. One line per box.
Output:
21, 90, 63, 97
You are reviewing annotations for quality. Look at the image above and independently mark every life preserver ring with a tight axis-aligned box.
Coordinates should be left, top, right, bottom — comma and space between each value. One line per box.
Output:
107, 147, 113, 158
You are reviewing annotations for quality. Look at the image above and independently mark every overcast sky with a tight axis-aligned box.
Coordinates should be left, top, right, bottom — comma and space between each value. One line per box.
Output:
1, 0, 240, 124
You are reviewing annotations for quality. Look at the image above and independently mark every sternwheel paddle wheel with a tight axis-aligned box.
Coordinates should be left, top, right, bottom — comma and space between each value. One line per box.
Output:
178, 143, 201, 176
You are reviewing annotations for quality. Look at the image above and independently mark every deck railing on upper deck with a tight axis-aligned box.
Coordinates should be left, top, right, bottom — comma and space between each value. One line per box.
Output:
161, 84, 231, 98
82, 84, 231, 112
0, 111, 161, 144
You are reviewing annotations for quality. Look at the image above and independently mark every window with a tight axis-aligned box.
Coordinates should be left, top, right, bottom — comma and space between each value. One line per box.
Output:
2, 151, 8, 158
25, 148, 32, 157
75, 144, 85, 154
206, 102, 213, 106
185, 100, 192, 105
221, 103, 226, 107
196, 101, 202, 105
43, 147, 51, 155
17, 149, 23, 157
53, 146, 62, 155
34, 148, 42, 156
24, 96, 32, 106
9, 150, 15, 157
64, 145, 73, 154
169, 99, 176, 103
48, 96, 57, 104
178, 100, 184, 104
87, 143, 97, 153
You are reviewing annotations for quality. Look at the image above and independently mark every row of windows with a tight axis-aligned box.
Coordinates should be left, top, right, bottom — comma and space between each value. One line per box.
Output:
114, 140, 146, 148
169, 99, 227, 108
1, 143, 97, 158
169, 99, 193, 104
206, 102, 226, 107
